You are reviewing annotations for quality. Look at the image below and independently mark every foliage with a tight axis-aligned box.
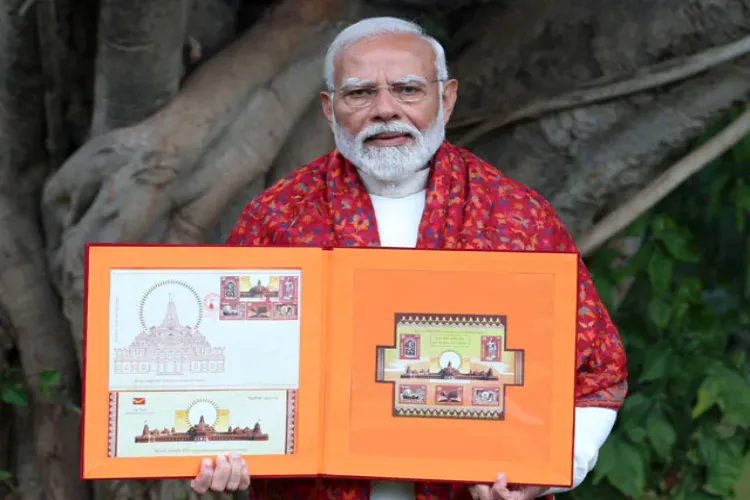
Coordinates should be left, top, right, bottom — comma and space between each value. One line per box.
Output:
564, 109, 750, 499
0, 367, 75, 488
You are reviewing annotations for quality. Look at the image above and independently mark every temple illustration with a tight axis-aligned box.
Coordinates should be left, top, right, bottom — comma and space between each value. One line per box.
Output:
134, 415, 269, 443
400, 361, 499, 381
114, 295, 225, 375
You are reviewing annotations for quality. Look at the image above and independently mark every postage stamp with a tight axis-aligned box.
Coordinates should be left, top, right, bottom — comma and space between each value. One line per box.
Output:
240, 275, 280, 300
472, 386, 500, 406
273, 302, 298, 321
218, 301, 243, 320
246, 301, 273, 320
435, 385, 463, 405
399, 334, 420, 360
220, 276, 240, 301
481, 335, 502, 362
398, 384, 427, 404
278, 276, 298, 302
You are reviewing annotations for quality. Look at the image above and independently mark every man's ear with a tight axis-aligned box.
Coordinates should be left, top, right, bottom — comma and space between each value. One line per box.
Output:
441, 79, 459, 125
321, 91, 334, 129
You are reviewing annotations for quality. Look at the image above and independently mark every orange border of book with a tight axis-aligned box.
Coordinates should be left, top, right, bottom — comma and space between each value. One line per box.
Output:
82, 244, 578, 488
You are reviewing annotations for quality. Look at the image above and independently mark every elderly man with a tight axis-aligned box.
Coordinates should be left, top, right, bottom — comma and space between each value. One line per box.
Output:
190, 16, 627, 500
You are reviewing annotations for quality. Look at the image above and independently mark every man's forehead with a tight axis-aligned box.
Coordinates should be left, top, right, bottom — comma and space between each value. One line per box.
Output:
335, 34, 435, 84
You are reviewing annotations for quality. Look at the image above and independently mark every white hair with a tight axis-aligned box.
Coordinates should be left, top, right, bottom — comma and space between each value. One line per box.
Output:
324, 17, 449, 92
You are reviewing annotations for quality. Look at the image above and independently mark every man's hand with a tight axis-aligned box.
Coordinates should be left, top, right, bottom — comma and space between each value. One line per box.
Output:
190, 452, 251, 495
470, 474, 547, 500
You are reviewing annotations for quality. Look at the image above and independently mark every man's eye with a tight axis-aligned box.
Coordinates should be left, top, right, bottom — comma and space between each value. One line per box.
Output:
400, 86, 419, 94
346, 89, 374, 97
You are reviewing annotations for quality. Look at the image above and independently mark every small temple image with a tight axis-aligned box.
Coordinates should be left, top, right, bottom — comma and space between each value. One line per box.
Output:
114, 294, 225, 375
240, 277, 280, 299
400, 361, 499, 381
134, 415, 269, 443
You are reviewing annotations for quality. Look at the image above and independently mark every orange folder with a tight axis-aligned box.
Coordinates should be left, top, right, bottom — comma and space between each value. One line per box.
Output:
82, 244, 578, 488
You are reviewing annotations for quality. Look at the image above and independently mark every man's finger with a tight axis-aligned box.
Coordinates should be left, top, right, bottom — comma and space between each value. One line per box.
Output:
489, 473, 512, 499
238, 460, 251, 491
471, 485, 494, 500
190, 458, 214, 495
210, 455, 231, 492
490, 483, 512, 499
225, 452, 243, 491
490, 476, 511, 498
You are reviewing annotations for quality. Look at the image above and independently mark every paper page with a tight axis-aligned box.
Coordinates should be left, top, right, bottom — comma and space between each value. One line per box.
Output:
106, 269, 300, 459
323, 248, 577, 486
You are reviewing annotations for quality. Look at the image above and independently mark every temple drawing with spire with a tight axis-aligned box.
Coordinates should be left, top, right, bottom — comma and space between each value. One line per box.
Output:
114, 294, 225, 375
134, 415, 269, 443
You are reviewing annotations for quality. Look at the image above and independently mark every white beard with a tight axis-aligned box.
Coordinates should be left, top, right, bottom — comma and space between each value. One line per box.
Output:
332, 103, 445, 184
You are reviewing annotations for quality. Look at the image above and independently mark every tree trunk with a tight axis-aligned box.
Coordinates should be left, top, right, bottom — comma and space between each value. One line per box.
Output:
90, 0, 189, 136
0, 1, 87, 500
448, 0, 750, 237
0, 0, 748, 499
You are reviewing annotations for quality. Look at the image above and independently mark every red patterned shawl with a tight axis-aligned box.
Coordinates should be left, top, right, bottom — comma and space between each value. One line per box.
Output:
227, 141, 628, 500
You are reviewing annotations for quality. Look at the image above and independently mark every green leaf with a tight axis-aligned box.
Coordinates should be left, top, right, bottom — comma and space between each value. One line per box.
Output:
605, 440, 646, 497
647, 245, 674, 294
650, 213, 676, 236
646, 412, 676, 460
692, 367, 750, 426
671, 468, 701, 498
708, 173, 732, 215
715, 369, 750, 427
693, 374, 723, 419
703, 438, 744, 496
624, 426, 648, 444
647, 296, 672, 329
624, 213, 652, 237
619, 394, 653, 443
620, 393, 653, 423
38, 369, 61, 398
0, 383, 28, 406
732, 350, 747, 371
639, 347, 672, 383
38, 370, 61, 386
650, 214, 700, 262
730, 128, 750, 162
0, 470, 10, 481
732, 452, 750, 500
661, 234, 700, 263
684, 493, 721, 500
592, 437, 616, 483
730, 181, 750, 231
590, 272, 616, 311
624, 243, 653, 276
676, 278, 703, 304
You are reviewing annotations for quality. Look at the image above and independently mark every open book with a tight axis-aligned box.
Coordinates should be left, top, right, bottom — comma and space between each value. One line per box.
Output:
82, 244, 578, 488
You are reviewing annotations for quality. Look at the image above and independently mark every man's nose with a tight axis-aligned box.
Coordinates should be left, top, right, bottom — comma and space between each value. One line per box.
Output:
370, 88, 401, 122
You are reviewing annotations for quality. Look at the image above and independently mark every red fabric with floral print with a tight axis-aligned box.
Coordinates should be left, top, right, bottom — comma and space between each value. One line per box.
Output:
227, 141, 628, 500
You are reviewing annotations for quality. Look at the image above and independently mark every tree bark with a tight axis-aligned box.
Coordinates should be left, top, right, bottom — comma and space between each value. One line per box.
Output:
447, 0, 750, 238
90, 0, 189, 136
0, 2, 86, 500
0, 328, 12, 499
41, 0, 355, 367
11, 405, 45, 500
